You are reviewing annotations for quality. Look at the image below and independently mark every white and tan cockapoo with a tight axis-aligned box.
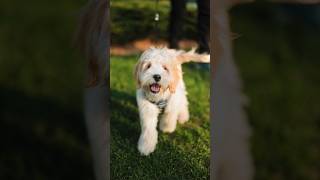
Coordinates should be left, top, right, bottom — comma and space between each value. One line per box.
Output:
134, 47, 210, 155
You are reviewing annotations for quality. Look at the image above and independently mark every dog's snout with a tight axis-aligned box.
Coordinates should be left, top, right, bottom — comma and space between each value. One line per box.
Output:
153, 74, 161, 82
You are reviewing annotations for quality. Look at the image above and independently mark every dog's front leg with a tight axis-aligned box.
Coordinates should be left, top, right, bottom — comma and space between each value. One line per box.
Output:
159, 93, 181, 133
159, 97, 180, 133
137, 93, 160, 155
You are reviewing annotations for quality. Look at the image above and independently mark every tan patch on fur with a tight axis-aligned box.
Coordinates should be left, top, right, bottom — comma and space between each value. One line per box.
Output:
176, 50, 210, 64
168, 64, 181, 93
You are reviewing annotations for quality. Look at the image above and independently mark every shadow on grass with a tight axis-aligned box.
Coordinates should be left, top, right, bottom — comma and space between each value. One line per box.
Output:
110, 89, 209, 179
0, 88, 94, 180
110, 89, 139, 144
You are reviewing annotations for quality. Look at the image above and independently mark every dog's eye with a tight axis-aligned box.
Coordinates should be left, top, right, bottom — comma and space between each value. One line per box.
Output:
146, 64, 151, 69
163, 66, 168, 71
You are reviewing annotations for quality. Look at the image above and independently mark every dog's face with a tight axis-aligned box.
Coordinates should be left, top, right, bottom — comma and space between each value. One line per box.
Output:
134, 48, 181, 95
134, 47, 210, 96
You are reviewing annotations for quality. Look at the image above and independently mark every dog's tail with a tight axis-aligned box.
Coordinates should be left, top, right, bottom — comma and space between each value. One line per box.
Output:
176, 47, 210, 64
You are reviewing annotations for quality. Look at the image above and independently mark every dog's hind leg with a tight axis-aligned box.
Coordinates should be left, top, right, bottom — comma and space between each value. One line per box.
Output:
178, 108, 189, 124
178, 93, 189, 124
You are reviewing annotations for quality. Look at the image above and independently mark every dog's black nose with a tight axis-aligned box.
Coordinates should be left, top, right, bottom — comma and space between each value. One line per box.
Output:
153, 74, 161, 82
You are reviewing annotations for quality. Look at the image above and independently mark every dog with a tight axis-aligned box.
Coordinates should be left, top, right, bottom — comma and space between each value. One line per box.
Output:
134, 47, 210, 155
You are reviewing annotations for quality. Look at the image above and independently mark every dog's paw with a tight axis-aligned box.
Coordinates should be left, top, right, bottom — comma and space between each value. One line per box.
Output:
178, 111, 189, 124
159, 121, 176, 133
137, 131, 158, 156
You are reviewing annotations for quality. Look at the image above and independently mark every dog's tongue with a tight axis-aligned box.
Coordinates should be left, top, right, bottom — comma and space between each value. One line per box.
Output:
150, 84, 160, 93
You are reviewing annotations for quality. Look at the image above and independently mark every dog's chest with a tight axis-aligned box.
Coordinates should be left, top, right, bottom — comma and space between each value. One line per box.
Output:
144, 91, 171, 113
150, 99, 168, 113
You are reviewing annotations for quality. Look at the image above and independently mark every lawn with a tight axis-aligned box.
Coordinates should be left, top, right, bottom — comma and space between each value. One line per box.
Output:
110, 56, 210, 179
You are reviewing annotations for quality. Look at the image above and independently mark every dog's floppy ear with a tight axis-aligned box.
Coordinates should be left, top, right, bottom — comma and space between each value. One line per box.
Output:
168, 64, 180, 93
176, 48, 210, 64
134, 61, 142, 88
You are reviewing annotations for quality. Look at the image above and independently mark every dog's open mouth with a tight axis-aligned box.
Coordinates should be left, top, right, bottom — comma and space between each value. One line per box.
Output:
150, 83, 161, 94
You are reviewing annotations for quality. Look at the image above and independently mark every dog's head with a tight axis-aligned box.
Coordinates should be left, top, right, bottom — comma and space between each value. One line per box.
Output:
134, 47, 210, 95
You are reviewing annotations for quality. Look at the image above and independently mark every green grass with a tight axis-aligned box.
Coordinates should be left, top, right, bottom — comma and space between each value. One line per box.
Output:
110, 56, 210, 179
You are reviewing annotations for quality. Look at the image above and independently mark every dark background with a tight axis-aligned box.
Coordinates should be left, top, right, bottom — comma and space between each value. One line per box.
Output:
0, 0, 94, 179
231, 3, 320, 180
